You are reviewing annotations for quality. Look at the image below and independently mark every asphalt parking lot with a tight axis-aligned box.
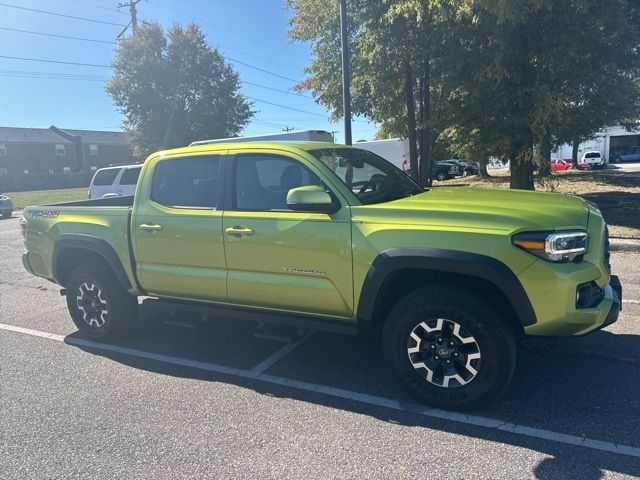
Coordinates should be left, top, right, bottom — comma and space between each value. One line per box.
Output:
1, 213, 640, 479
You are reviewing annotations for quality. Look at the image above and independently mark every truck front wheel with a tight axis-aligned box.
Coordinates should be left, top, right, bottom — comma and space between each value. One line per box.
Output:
66, 261, 138, 341
382, 286, 516, 410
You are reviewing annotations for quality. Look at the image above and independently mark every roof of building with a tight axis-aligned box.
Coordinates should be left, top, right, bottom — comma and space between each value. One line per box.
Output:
0, 126, 129, 145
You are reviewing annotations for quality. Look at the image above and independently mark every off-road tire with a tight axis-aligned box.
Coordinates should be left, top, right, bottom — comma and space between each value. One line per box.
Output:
436, 172, 446, 181
382, 285, 517, 411
66, 260, 138, 341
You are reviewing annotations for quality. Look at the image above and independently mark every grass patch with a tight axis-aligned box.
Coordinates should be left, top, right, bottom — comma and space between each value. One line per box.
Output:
5, 187, 88, 209
444, 169, 640, 239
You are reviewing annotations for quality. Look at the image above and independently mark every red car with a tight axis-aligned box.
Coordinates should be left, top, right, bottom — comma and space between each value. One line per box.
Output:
550, 159, 571, 171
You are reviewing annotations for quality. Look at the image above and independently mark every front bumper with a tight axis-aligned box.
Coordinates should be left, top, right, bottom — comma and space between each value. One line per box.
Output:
520, 258, 622, 336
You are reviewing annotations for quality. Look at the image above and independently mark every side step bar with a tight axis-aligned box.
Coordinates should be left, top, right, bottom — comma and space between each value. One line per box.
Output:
141, 298, 358, 336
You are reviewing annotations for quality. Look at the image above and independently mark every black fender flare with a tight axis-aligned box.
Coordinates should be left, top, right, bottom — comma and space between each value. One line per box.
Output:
52, 234, 132, 290
356, 248, 536, 329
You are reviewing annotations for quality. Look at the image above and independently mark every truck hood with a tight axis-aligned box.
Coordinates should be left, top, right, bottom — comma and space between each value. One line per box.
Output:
354, 187, 589, 232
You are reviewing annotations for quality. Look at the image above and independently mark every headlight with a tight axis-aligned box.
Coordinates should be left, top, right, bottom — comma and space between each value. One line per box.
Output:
512, 231, 588, 262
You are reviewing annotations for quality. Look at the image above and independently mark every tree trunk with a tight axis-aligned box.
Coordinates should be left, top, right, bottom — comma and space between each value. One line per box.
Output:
418, 60, 431, 187
571, 137, 580, 168
510, 144, 534, 190
404, 59, 419, 182
479, 162, 489, 177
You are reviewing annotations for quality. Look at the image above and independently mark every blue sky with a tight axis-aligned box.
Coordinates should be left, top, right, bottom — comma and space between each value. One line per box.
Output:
0, 0, 376, 143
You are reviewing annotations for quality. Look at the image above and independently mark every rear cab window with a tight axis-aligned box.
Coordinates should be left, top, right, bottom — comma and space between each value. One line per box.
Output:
585, 152, 601, 159
151, 156, 222, 209
92, 168, 121, 186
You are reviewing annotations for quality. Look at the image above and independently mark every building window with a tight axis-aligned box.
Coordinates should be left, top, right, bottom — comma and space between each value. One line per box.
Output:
0, 143, 6, 156
0, 168, 7, 175
23, 169, 30, 175
63, 167, 71, 173
89, 144, 99, 156
48, 168, 55, 174
55, 144, 65, 157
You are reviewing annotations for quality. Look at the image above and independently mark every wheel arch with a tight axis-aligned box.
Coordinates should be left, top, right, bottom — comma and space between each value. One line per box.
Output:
52, 234, 132, 290
357, 248, 536, 332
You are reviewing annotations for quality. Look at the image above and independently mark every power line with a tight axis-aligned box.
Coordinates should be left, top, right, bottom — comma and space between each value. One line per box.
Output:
0, 69, 110, 81
146, 0, 294, 56
0, 23, 302, 84
0, 26, 116, 44
0, 2, 127, 27
224, 56, 300, 83
241, 80, 312, 99
68, 0, 129, 16
245, 96, 329, 118
0, 55, 110, 68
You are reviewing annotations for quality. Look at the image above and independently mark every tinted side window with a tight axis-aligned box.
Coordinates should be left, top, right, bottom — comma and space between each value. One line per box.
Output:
151, 156, 221, 209
119, 167, 141, 186
92, 169, 121, 186
235, 154, 323, 211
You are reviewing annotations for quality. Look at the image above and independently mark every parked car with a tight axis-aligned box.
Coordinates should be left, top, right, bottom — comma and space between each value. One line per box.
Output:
438, 160, 466, 177
578, 151, 604, 169
20, 141, 621, 411
0, 193, 13, 218
432, 162, 458, 181
610, 146, 640, 163
89, 165, 142, 199
464, 161, 480, 175
550, 159, 571, 172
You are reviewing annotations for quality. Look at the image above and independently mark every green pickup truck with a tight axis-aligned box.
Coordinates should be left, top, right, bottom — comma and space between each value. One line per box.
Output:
20, 141, 621, 410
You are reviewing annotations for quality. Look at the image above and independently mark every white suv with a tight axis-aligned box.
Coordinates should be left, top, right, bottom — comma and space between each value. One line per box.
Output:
89, 165, 141, 199
579, 151, 604, 169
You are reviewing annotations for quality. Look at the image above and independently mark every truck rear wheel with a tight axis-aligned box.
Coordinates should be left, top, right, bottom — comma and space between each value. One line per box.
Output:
382, 286, 516, 410
66, 261, 138, 341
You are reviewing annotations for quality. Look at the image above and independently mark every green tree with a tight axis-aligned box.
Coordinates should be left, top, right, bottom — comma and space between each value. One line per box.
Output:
289, 0, 639, 190
447, 0, 640, 188
287, 0, 452, 185
107, 23, 254, 160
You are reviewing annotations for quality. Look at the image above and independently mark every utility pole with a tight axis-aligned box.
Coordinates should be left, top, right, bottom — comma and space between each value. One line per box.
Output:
118, 0, 141, 34
339, 0, 352, 145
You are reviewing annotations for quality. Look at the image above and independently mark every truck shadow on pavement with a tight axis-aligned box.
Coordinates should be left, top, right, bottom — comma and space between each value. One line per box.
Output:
68, 309, 640, 480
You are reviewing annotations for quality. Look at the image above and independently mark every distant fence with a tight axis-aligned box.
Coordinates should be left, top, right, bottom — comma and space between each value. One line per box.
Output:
0, 172, 92, 192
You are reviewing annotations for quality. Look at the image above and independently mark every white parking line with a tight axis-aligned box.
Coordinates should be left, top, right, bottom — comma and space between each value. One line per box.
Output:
250, 330, 314, 375
2, 322, 640, 459
622, 299, 640, 304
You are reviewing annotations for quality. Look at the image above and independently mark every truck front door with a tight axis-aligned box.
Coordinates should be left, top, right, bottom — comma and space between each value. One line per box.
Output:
222, 150, 354, 319
131, 153, 227, 302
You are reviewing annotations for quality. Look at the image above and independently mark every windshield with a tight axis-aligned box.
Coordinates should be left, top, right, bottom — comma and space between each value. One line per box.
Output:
309, 148, 424, 205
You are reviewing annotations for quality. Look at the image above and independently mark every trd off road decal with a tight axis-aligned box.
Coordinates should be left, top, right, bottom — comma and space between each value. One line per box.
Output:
28, 210, 60, 219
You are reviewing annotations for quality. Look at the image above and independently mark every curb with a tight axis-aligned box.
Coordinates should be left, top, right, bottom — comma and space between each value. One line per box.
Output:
610, 237, 640, 252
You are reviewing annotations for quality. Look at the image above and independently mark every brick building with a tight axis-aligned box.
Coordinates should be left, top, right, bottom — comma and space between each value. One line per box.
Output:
0, 126, 135, 192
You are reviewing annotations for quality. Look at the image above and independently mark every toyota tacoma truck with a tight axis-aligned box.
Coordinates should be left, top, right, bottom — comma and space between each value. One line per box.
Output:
20, 142, 621, 410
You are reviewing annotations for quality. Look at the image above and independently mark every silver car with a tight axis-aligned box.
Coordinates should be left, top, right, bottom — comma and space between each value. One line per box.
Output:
0, 194, 13, 218
611, 146, 640, 163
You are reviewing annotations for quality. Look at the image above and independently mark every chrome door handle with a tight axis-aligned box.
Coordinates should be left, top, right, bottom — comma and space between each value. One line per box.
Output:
225, 226, 255, 237
139, 223, 163, 232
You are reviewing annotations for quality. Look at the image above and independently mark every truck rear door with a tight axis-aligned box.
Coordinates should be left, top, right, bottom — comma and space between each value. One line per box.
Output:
131, 153, 227, 302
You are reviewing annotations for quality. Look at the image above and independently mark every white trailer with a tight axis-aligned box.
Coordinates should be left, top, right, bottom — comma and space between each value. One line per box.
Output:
190, 129, 334, 146
353, 138, 410, 172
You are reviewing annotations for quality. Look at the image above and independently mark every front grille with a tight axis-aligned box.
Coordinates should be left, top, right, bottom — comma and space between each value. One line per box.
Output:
603, 225, 611, 273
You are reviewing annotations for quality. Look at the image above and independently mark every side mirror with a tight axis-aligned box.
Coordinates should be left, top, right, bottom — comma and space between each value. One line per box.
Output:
287, 185, 338, 214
